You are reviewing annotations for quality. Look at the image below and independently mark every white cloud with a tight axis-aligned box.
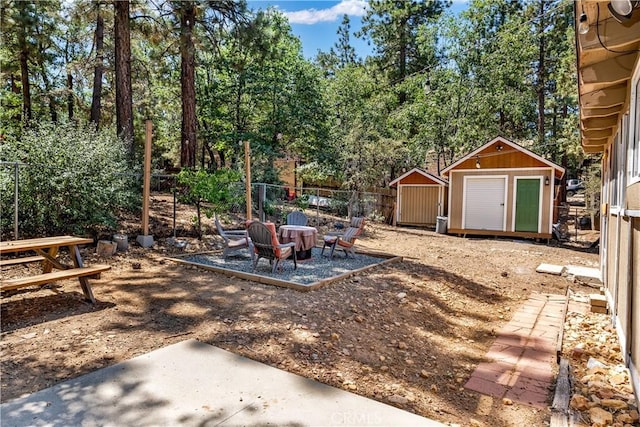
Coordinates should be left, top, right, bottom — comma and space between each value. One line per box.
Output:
285, 0, 369, 25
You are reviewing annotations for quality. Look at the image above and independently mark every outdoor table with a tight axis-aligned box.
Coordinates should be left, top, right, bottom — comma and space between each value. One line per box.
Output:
278, 225, 318, 260
0, 236, 110, 304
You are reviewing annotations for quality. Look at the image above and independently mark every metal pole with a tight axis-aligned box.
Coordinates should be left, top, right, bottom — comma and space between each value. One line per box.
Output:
14, 162, 19, 239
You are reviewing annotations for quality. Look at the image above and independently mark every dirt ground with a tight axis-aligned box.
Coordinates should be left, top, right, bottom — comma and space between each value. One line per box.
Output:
1, 194, 603, 426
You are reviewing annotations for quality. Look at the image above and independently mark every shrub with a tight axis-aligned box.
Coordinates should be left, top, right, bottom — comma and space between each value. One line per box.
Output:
177, 168, 243, 237
0, 121, 135, 238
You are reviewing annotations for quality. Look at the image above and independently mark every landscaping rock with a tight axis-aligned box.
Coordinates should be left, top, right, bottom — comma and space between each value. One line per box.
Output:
570, 394, 590, 411
588, 407, 613, 425
387, 394, 408, 405
601, 398, 627, 410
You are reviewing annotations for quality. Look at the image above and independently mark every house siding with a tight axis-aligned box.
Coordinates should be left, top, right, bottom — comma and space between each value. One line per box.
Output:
575, 2, 640, 407
599, 109, 640, 407
632, 217, 640, 398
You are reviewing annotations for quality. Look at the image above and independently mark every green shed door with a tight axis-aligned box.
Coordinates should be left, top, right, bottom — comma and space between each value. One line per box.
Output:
515, 178, 541, 232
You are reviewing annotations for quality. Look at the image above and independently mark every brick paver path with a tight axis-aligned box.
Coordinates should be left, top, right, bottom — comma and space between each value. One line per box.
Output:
464, 293, 567, 408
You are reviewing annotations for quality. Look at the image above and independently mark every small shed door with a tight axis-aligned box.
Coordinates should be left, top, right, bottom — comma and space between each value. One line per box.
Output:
515, 178, 541, 232
399, 186, 439, 224
463, 177, 506, 230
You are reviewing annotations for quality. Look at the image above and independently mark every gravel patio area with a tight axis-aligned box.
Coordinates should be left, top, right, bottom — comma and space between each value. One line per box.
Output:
173, 247, 401, 289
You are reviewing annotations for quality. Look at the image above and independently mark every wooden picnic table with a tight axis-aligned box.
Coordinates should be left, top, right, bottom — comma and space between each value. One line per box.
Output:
0, 236, 110, 304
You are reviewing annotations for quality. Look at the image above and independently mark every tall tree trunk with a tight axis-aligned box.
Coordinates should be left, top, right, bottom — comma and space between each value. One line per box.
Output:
67, 72, 73, 120
398, 19, 408, 104
179, 2, 197, 168
536, 0, 545, 147
90, 8, 104, 128
115, 0, 134, 159
551, 104, 557, 159
63, 38, 72, 121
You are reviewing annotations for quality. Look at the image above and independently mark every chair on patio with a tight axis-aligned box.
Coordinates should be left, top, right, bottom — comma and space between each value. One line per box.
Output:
215, 216, 251, 258
321, 217, 366, 258
247, 221, 297, 273
286, 211, 308, 226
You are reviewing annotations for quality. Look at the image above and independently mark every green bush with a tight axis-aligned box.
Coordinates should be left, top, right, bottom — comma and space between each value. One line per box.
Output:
295, 194, 310, 210
0, 121, 135, 238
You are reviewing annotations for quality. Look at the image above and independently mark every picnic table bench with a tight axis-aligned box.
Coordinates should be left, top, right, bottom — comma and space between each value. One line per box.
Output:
0, 236, 110, 304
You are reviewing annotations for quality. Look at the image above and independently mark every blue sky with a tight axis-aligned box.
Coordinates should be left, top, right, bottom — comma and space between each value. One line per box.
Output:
246, 0, 469, 60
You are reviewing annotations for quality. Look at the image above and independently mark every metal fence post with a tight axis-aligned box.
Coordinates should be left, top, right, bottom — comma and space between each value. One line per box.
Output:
258, 184, 266, 222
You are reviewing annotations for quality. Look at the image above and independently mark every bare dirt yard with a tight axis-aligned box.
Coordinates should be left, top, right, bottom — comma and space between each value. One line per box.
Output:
1, 194, 604, 426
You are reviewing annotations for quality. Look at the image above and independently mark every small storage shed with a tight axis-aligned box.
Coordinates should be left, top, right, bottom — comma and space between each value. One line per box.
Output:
441, 137, 564, 239
389, 168, 448, 227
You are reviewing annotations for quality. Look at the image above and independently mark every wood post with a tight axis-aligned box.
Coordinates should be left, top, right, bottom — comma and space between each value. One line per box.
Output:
245, 140, 251, 220
142, 120, 152, 235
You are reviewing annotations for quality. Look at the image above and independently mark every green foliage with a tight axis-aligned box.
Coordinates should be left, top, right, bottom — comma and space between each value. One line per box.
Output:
0, 121, 135, 238
262, 199, 276, 216
177, 168, 243, 216
1, 0, 583, 195
359, 0, 448, 82
295, 194, 309, 211
176, 168, 243, 237
583, 160, 602, 215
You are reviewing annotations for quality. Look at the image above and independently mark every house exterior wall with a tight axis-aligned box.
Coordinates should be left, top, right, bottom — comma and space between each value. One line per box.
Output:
447, 168, 555, 237
597, 58, 640, 405
274, 159, 297, 188
575, 3, 640, 407
632, 216, 640, 400
603, 180, 640, 405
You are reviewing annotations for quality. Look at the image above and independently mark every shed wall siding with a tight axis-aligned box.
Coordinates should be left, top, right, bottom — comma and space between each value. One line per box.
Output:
448, 169, 554, 234
456, 149, 553, 172
398, 186, 440, 225
399, 173, 441, 185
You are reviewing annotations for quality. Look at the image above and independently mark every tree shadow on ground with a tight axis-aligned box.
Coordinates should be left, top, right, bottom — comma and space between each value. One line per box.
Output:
1, 292, 114, 332
0, 252, 547, 425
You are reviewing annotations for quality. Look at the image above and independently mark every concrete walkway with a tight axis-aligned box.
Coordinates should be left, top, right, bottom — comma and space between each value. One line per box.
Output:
1, 339, 444, 427
464, 293, 568, 408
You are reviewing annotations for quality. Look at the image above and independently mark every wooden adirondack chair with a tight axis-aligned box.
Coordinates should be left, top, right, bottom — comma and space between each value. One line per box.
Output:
215, 216, 251, 258
247, 222, 297, 273
321, 217, 366, 258
286, 211, 308, 226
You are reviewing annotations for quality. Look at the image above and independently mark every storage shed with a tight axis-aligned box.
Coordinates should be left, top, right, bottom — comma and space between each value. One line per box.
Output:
389, 168, 448, 227
441, 137, 564, 239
